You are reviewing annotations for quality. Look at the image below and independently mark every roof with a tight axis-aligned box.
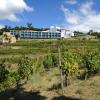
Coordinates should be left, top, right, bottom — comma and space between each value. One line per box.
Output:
10, 30, 61, 33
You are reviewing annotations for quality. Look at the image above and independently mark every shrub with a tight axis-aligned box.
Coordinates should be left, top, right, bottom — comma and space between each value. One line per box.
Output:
0, 62, 9, 83
61, 50, 79, 86
18, 56, 34, 82
43, 54, 52, 69
81, 52, 100, 79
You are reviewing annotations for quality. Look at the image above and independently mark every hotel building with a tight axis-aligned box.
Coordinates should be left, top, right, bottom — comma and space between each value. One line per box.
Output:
10, 30, 61, 39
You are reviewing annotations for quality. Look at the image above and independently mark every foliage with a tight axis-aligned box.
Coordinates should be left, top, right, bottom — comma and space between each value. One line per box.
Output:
18, 56, 34, 82
74, 31, 84, 37
15, 33, 20, 40
51, 53, 59, 67
0, 62, 9, 83
0, 62, 18, 91
81, 52, 100, 75
27, 22, 33, 30
97, 33, 100, 40
61, 50, 79, 86
0, 57, 19, 63
33, 57, 44, 74
43, 54, 52, 69
61, 50, 79, 77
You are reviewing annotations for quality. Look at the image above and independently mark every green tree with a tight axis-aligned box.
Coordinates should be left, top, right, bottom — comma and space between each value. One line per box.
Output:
15, 33, 20, 40
74, 31, 84, 37
97, 33, 100, 41
3, 25, 11, 32
27, 22, 33, 30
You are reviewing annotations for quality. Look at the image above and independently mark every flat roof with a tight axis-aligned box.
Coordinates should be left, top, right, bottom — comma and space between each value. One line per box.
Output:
10, 30, 61, 33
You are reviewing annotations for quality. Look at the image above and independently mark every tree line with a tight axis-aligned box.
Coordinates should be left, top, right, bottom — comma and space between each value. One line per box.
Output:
0, 23, 49, 35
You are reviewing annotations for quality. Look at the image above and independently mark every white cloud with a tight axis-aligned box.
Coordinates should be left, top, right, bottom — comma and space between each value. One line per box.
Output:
61, 5, 80, 25
0, 0, 33, 22
61, 1, 100, 32
65, 0, 77, 5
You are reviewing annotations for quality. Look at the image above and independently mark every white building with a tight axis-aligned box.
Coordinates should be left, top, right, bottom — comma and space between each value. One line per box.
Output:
10, 26, 61, 39
61, 29, 74, 38
49, 26, 60, 33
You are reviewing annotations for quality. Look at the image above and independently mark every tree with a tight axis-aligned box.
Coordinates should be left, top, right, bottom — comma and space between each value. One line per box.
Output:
87, 30, 93, 35
15, 26, 21, 30
2, 25, 11, 32
74, 31, 84, 37
61, 50, 79, 86
18, 56, 34, 83
15, 33, 20, 40
27, 22, 33, 30
0, 25, 11, 35
0, 29, 3, 35
97, 33, 100, 41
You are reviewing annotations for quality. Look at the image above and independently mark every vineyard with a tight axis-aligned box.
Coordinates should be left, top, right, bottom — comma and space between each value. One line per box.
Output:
0, 39, 100, 100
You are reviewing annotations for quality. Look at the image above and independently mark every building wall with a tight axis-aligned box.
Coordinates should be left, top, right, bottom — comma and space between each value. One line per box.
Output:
61, 29, 74, 38
10, 30, 61, 39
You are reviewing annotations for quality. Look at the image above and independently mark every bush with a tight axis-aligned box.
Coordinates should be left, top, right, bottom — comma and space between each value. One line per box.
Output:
0, 62, 9, 83
43, 54, 52, 69
18, 56, 34, 82
81, 52, 100, 79
61, 50, 79, 86
51, 54, 59, 67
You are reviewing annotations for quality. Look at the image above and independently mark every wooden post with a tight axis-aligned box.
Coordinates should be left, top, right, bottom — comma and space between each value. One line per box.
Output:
58, 47, 64, 95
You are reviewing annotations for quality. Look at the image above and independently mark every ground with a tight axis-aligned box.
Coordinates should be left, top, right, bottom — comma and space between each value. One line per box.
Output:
23, 68, 100, 100
0, 68, 99, 100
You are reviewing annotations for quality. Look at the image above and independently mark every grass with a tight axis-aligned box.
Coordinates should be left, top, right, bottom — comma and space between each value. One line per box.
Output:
0, 39, 100, 100
21, 67, 100, 100
0, 39, 100, 71
0, 39, 100, 56
0, 57, 20, 63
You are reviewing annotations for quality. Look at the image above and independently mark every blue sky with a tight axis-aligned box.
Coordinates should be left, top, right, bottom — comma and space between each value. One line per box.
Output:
0, 0, 64, 28
0, 0, 100, 32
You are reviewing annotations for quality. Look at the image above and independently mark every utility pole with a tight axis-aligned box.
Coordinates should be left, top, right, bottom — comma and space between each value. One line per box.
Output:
58, 46, 64, 95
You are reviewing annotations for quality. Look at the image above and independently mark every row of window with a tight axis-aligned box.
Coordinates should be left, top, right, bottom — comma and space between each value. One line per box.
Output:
11, 32, 60, 35
11, 32, 61, 38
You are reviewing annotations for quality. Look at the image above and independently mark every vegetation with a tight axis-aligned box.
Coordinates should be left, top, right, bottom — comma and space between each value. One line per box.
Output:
0, 62, 9, 83
81, 52, 100, 80
61, 50, 79, 86
18, 56, 34, 82
0, 23, 49, 35
74, 31, 84, 36
0, 39, 100, 100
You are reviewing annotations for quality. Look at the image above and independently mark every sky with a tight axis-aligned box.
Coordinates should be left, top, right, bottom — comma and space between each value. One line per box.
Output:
0, 0, 100, 32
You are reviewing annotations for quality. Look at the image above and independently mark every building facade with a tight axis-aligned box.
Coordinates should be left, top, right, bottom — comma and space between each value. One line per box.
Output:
10, 30, 61, 39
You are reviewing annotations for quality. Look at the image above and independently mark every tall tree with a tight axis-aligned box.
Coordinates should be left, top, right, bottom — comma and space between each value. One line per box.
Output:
27, 22, 33, 30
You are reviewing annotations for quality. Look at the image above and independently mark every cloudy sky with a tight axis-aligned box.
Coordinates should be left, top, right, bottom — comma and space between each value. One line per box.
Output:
0, 0, 100, 32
